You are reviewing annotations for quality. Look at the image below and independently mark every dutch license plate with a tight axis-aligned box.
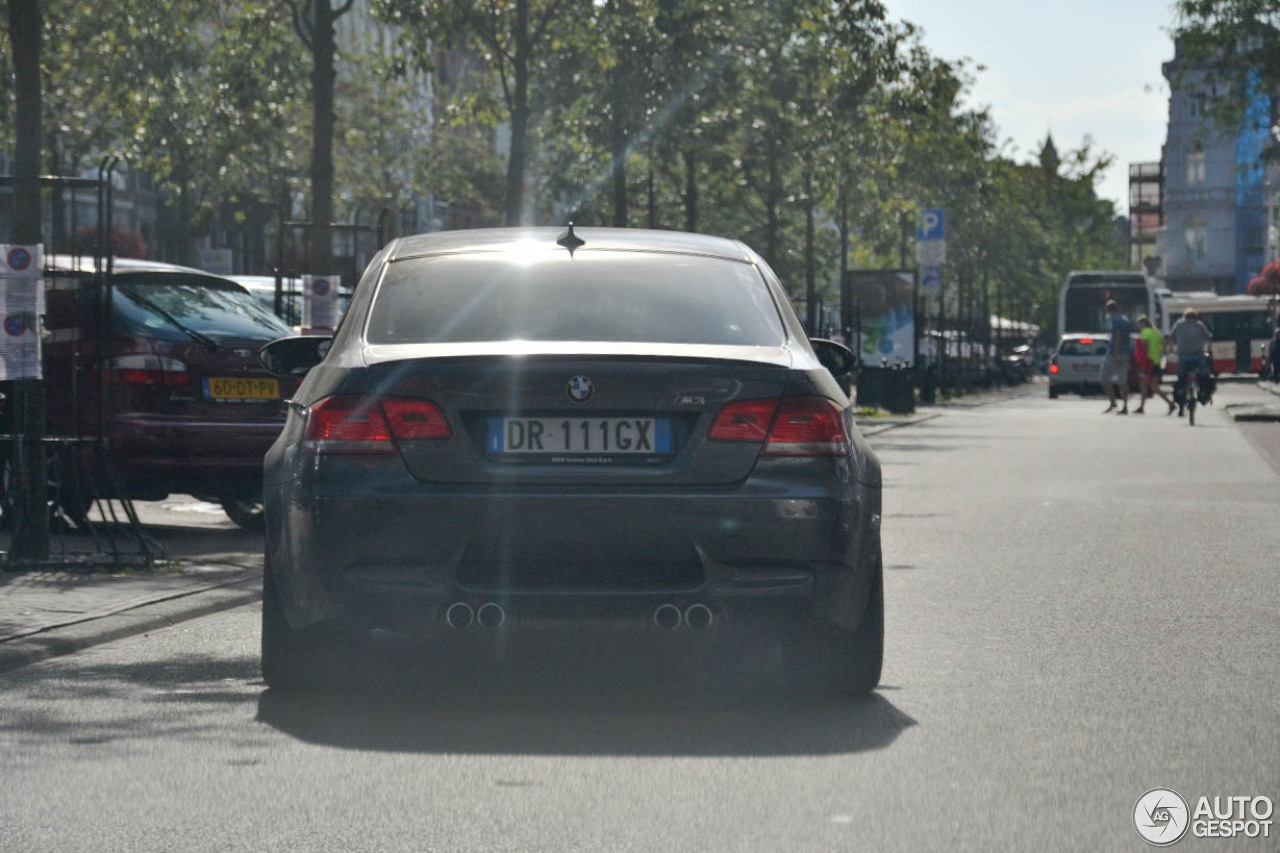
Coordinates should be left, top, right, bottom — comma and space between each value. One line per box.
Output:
488, 417, 672, 455
203, 376, 280, 402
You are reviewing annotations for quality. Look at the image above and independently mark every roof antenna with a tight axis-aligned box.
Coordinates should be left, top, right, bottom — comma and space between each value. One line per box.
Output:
556, 221, 585, 257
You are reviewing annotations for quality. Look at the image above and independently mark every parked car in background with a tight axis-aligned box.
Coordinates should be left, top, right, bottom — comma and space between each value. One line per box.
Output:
9, 257, 298, 528
231, 275, 351, 334
229, 275, 305, 331
257, 227, 883, 696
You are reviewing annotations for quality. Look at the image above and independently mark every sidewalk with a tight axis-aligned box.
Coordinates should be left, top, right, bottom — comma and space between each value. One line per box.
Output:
0, 499, 263, 673
1223, 379, 1280, 422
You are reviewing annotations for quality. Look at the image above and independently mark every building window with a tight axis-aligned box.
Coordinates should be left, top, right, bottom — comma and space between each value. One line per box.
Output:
1189, 92, 1207, 119
1187, 150, 1206, 185
1185, 217, 1208, 259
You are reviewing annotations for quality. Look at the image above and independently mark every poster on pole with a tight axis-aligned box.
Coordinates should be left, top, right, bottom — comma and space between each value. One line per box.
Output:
847, 270, 915, 368
302, 274, 337, 332
0, 245, 44, 380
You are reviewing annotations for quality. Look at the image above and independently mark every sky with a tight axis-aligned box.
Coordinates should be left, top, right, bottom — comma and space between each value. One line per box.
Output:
884, 0, 1180, 212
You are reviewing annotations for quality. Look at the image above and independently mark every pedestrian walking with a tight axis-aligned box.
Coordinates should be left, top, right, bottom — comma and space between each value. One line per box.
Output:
1133, 315, 1175, 415
1101, 300, 1132, 415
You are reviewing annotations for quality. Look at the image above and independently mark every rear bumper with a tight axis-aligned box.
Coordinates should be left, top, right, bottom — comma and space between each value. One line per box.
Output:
103, 414, 283, 499
267, 478, 881, 638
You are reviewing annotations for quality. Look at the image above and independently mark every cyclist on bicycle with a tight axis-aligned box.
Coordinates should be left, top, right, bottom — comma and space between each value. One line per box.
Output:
1168, 307, 1213, 417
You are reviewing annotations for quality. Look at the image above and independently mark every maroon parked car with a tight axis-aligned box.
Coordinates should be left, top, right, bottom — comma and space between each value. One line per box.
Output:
11, 257, 296, 528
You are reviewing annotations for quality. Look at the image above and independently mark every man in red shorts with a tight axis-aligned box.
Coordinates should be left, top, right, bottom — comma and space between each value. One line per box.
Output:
1133, 315, 1175, 415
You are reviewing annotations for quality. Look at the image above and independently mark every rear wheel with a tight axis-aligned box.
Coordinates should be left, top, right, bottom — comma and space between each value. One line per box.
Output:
222, 497, 265, 531
784, 551, 884, 698
1048, 386, 1060, 399
261, 568, 352, 693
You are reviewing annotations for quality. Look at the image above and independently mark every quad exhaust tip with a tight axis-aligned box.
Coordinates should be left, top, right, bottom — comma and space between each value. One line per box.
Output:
445, 602, 474, 629
684, 603, 713, 630
477, 602, 506, 629
653, 603, 682, 630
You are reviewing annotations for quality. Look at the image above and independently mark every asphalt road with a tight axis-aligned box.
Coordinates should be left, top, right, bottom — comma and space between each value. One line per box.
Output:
2, 384, 1278, 852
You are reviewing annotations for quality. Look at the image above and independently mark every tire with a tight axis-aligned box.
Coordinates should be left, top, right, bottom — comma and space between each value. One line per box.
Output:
784, 551, 884, 698
1048, 386, 1060, 399
261, 568, 351, 693
222, 497, 265, 531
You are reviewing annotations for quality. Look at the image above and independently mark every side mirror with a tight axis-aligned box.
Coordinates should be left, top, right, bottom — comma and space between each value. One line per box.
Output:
810, 338, 857, 394
259, 335, 332, 377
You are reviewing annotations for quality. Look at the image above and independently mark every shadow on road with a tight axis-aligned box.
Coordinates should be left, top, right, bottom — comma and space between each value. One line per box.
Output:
254, 648, 917, 758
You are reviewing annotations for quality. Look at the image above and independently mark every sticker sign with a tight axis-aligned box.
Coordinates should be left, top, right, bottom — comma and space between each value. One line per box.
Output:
0, 245, 44, 380
1, 244, 42, 278
302, 274, 337, 332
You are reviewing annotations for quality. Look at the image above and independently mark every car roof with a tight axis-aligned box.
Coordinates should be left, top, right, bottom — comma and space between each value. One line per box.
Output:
45, 255, 231, 278
387, 227, 755, 264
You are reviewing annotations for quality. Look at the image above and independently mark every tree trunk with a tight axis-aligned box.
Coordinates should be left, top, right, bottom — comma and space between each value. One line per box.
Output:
310, 0, 336, 275
764, 138, 780, 270
504, 0, 531, 225
803, 165, 816, 335
647, 160, 656, 229
175, 154, 194, 267
608, 38, 628, 227
682, 147, 698, 232
839, 189, 851, 347
7, 0, 49, 560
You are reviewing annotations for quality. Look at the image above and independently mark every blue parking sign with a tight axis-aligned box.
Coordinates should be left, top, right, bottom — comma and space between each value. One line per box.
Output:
917, 209, 945, 242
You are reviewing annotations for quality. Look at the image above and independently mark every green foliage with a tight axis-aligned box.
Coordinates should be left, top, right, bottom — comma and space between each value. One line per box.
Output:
2, 0, 1128, 333
1173, 0, 1280, 139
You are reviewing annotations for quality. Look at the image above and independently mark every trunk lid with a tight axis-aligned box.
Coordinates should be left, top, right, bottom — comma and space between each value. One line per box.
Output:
363, 344, 793, 486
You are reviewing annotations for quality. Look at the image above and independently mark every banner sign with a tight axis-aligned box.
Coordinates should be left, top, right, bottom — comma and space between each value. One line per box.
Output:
848, 270, 915, 368
302, 274, 337, 332
0, 245, 44, 380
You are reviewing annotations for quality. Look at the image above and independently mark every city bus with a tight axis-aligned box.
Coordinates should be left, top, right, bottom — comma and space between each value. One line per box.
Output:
1157, 292, 1277, 375
1057, 270, 1159, 337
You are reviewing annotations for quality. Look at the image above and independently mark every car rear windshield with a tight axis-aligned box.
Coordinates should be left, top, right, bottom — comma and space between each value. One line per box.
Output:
114, 274, 294, 341
1058, 339, 1110, 356
366, 252, 786, 346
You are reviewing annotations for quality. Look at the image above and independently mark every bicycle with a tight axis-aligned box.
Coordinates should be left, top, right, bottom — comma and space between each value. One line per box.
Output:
1175, 352, 1212, 426
1186, 366, 1199, 426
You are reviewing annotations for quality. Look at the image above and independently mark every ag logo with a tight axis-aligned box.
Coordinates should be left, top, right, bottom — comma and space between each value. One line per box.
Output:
1134, 788, 1190, 846
566, 375, 593, 403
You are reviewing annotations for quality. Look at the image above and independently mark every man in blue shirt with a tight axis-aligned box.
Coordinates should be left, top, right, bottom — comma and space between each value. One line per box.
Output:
1101, 300, 1132, 414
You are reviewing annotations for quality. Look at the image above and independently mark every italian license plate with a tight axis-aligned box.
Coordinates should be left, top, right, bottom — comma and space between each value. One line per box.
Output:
487, 417, 672, 455
202, 376, 280, 402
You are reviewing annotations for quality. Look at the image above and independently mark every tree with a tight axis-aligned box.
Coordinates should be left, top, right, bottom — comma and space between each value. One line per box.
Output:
378, 0, 586, 225
1174, 0, 1280, 140
5, 0, 50, 559
289, 0, 358, 275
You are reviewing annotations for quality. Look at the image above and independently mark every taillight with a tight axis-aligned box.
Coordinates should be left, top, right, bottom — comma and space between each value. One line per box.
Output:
709, 396, 850, 456
303, 395, 450, 454
110, 354, 189, 386
708, 399, 779, 442
1049, 361, 1059, 374
762, 397, 850, 456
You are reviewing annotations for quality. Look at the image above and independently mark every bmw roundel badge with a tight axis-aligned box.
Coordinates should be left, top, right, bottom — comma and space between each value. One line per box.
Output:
567, 375, 594, 403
